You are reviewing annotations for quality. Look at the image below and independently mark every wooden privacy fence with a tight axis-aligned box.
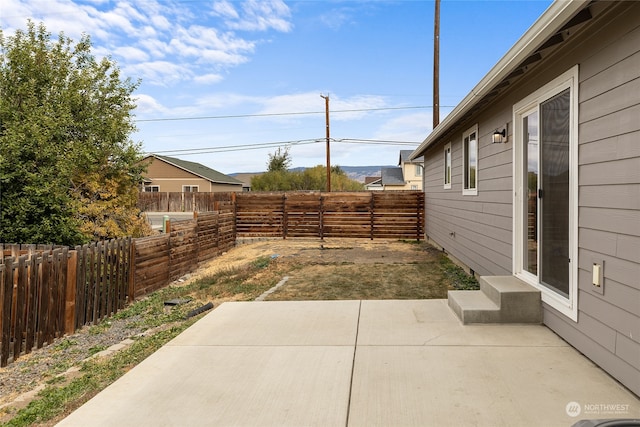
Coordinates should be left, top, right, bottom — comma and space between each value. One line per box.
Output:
133, 208, 235, 297
0, 240, 131, 367
235, 191, 425, 240
138, 191, 236, 212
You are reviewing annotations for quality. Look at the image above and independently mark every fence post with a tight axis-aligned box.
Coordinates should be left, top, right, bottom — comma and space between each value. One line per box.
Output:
370, 192, 375, 240
319, 195, 324, 241
128, 239, 136, 303
282, 193, 287, 240
1, 259, 14, 367
65, 250, 77, 334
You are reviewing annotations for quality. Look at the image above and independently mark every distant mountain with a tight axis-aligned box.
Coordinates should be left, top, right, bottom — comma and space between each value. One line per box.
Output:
231, 165, 394, 183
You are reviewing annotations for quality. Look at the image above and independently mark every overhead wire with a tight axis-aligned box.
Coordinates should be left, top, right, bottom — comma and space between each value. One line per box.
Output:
146, 137, 420, 156
134, 105, 442, 123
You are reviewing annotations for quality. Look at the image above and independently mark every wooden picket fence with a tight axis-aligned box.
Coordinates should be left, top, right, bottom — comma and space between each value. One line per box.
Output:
0, 240, 131, 367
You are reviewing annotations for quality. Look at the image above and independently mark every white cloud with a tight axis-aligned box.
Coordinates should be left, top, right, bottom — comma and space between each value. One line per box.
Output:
134, 94, 167, 115
150, 15, 171, 31
115, 46, 149, 62
373, 112, 432, 143
212, 1, 239, 20
224, 0, 292, 32
124, 61, 192, 86
1, 0, 293, 89
193, 73, 224, 85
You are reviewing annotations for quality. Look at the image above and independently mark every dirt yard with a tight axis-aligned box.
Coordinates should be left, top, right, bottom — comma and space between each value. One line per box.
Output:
191, 237, 454, 302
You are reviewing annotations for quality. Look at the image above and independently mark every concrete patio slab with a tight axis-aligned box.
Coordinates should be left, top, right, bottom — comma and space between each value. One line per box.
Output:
358, 299, 564, 346
58, 300, 640, 427
59, 345, 353, 427
349, 345, 639, 426
168, 300, 360, 346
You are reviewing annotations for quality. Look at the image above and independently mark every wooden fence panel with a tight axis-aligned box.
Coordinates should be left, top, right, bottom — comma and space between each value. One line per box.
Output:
235, 193, 285, 237
133, 235, 170, 297
284, 193, 321, 238
169, 220, 198, 281
233, 191, 424, 240
197, 212, 220, 263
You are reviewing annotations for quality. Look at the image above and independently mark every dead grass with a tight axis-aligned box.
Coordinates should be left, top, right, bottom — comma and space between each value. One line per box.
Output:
179, 238, 470, 302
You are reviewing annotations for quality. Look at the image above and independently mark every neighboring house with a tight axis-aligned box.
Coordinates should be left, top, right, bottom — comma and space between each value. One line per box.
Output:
141, 154, 243, 192
372, 151, 424, 191
364, 176, 383, 191
399, 150, 424, 190
380, 167, 406, 190
411, 1, 639, 396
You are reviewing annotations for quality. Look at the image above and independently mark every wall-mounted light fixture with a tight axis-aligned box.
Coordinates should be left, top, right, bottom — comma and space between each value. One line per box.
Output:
492, 124, 508, 143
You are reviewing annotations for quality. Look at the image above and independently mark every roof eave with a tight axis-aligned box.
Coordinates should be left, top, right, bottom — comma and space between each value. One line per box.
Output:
410, 0, 588, 159
148, 154, 242, 186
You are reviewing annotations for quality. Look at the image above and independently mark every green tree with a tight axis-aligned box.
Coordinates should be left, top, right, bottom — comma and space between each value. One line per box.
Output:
267, 146, 292, 172
0, 21, 150, 245
251, 164, 364, 191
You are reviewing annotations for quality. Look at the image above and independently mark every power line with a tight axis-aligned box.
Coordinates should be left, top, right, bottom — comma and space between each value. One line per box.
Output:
145, 137, 420, 157
335, 138, 420, 146
147, 139, 322, 156
135, 105, 442, 123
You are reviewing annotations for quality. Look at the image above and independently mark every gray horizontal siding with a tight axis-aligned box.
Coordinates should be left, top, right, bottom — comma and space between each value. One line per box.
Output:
573, 2, 640, 396
423, 118, 513, 277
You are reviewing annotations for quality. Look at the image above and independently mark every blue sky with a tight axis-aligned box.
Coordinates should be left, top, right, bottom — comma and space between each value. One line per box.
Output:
1, 0, 552, 174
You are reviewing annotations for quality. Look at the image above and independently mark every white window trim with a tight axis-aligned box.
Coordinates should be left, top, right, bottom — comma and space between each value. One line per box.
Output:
462, 124, 478, 196
143, 185, 159, 192
444, 142, 452, 189
512, 65, 579, 322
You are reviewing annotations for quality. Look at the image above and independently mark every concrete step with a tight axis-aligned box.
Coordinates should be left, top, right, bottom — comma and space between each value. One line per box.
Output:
448, 276, 542, 324
448, 290, 500, 324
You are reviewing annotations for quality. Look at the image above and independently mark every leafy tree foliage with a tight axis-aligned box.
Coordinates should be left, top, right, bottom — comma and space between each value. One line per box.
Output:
251, 165, 364, 191
0, 21, 150, 244
267, 146, 292, 172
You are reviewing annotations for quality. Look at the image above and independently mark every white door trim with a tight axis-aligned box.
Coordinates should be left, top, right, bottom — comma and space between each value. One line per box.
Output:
512, 65, 579, 322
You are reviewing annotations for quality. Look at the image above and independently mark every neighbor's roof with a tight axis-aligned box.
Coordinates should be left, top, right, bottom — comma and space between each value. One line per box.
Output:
364, 176, 382, 185
411, 0, 589, 159
399, 150, 423, 165
146, 154, 243, 185
381, 167, 405, 186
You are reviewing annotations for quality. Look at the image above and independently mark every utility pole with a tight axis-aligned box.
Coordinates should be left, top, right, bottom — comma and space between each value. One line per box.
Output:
433, 0, 440, 129
320, 94, 331, 192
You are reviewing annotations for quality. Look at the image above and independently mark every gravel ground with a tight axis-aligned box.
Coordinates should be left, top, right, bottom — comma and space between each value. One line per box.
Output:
0, 314, 148, 414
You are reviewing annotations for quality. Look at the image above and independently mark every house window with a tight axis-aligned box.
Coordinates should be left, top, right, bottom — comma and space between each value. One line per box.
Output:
462, 125, 478, 195
415, 164, 422, 177
411, 185, 418, 190
183, 185, 199, 193
444, 142, 451, 189
144, 185, 159, 192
